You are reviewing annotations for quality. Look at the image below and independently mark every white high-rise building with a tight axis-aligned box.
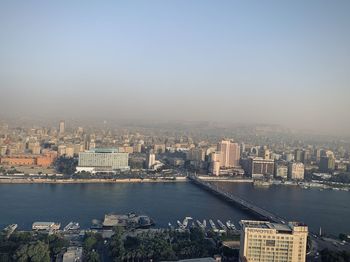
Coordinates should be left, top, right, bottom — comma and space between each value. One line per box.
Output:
59, 120, 65, 135
146, 151, 156, 169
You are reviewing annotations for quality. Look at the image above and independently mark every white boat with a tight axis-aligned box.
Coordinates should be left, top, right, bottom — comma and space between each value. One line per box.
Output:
209, 219, 218, 231
196, 219, 207, 230
217, 220, 227, 230
177, 220, 183, 228
4, 224, 18, 232
181, 217, 192, 228
226, 220, 236, 230
3, 224, 17, 239
63, 222, 80, 231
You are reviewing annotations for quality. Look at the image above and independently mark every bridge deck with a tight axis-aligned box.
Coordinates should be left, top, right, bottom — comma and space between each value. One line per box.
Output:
189, 176, 286, 224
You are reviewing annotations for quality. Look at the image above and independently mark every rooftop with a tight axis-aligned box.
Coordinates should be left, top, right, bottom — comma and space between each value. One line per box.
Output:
89, 148, 120, 153
241, 220, 307, 233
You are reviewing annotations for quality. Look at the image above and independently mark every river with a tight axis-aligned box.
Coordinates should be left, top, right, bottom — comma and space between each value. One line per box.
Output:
0, 182, 349, 235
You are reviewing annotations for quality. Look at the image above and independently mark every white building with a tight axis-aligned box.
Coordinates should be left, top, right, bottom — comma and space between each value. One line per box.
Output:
146, 151, 156, 169
77, 148, 129, 173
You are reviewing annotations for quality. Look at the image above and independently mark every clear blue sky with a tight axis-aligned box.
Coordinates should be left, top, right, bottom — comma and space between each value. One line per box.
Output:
1, 1, 349, 134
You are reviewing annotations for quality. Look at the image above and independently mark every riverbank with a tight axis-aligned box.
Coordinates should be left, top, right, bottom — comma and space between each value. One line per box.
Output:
0, 177, 188, 184
0, 175, 254, 184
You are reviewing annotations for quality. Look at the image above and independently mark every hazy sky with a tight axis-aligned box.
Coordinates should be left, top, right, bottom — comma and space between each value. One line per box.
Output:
1, 1, 349, 134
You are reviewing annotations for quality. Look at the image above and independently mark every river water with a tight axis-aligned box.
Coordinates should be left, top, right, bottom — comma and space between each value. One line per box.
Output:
0, 182, 349, 235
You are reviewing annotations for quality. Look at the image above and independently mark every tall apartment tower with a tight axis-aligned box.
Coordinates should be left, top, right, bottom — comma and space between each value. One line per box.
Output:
146, 151, 156, 169
59, 120, 65, 135
288, 162, 305, 180
217, 140, 240, 167
240, 220, 308, 262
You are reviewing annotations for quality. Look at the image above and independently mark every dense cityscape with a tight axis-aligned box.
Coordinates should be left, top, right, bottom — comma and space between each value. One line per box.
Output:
0, 120, 350, 261
1, 0, 350, 261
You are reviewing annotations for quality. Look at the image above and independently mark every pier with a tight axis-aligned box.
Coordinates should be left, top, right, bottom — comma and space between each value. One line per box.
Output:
188, 175, 286, 224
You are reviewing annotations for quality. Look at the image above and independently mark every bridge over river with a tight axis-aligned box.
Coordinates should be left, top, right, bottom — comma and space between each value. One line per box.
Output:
188, 175, 286, 224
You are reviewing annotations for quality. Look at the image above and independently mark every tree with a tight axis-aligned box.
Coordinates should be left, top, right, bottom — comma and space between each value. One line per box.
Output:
109, 230, 125, 261
83, 236, 98, 252
54, 156, 78, 175
85, 250, 100, 262
14, 241, 50, 262
47, 235, 69, 257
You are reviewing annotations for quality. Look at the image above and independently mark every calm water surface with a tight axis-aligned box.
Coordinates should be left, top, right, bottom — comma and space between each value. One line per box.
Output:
0, 182, 250, 230
0, 182, 349, 235
214, 182, 350, 235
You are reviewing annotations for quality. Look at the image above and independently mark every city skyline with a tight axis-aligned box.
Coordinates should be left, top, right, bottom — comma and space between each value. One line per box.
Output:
1, 1, 350, 136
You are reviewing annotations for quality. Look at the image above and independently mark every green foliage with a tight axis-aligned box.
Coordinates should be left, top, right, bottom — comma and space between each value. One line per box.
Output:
54, 156, 77, 175
108, 229, 218, 261
109, 230, 125, 261
0, 231, 70, 261
14, 241, 50, 262
85, 250, 100, 262
47, 234, 69, 257
83, 233, 103, 262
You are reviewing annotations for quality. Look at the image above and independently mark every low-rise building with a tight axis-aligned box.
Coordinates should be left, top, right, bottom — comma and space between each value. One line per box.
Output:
62, 247, 82, 262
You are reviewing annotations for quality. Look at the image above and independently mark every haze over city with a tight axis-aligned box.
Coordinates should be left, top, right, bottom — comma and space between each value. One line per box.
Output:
1, 1, 350, 135
2, 2, 350, 261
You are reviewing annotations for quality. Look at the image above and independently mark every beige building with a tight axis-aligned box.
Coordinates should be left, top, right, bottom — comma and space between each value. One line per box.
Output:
209, 152, 221, 176
59, 120, 65, 135
288, 162, 305, 180
32, 143, 41, 155
187, 148, 206, 162
57, 145, 66, 156
240, 220, 308, 262
153, 144, 166, 154
217, 140, 240, 167
65, 145, 75, 158
275, 164, 288, 179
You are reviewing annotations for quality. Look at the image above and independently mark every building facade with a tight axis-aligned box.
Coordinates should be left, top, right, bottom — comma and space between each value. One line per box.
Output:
77, 148, 129, 172
275, 164, 288, 179
217, 140, 240, 167
240, 220, 308, 262
59, 120, 65, 135
146, 151, 156, 169
288, 162, 305, 180
247, 157, 274, 178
